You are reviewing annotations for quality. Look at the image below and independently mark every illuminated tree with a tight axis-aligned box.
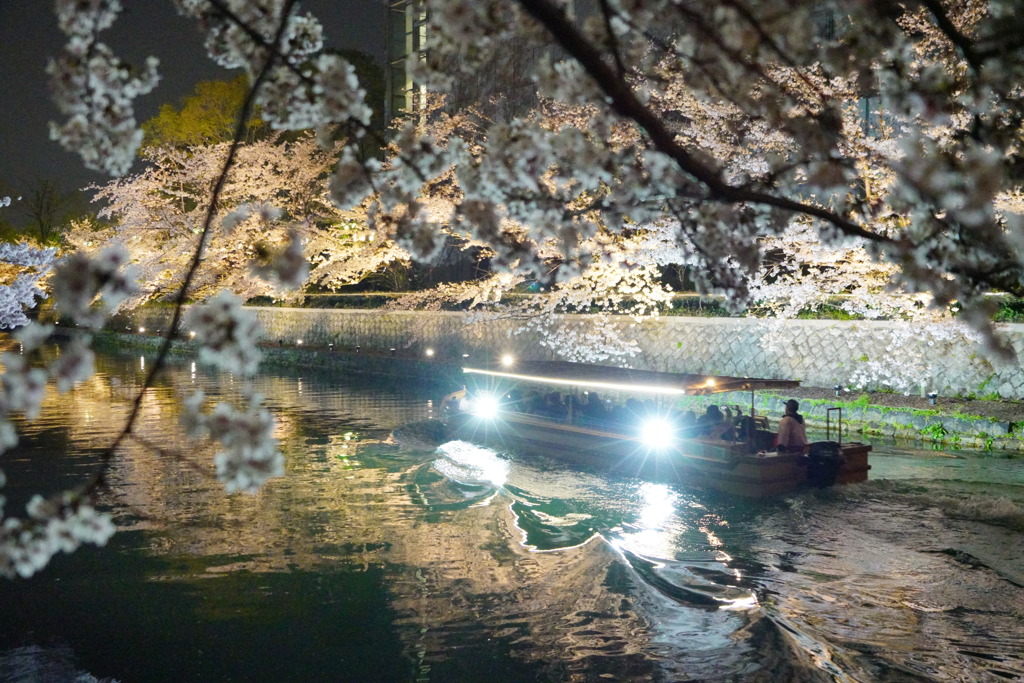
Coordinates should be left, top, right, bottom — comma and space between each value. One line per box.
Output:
140, 74, 266, 149
68, 134, 398, 306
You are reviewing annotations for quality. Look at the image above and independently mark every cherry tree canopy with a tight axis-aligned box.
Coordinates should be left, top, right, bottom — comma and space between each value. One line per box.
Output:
67, 135, 402, 305
333, 0, 1023, 357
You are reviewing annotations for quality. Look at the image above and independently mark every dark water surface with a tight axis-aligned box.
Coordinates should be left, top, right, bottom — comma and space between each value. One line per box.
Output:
1, 352, 1023, 682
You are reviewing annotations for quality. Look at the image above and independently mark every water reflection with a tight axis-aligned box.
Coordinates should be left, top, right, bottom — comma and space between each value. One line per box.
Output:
1, 350, 1023, 682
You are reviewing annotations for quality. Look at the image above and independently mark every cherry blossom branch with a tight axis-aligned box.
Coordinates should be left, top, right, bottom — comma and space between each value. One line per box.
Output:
82, 0, 299, 501
913, 0, 983, 72
514, 0, 887, 244
595, 0, 628, 79
719, 0, 829, 102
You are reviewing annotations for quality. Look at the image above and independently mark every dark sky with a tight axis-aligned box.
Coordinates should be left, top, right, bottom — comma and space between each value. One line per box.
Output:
0, 0, 387, 199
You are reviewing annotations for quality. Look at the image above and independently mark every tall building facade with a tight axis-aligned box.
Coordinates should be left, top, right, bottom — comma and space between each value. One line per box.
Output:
386, 1, 428, 124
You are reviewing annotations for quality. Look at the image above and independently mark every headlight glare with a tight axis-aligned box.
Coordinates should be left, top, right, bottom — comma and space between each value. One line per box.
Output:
639, 417, 676, 450
470, 393, 501, 419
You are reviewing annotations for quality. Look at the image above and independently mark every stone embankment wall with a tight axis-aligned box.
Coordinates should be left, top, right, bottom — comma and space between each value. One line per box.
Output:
106, 307, 1024, 449
112, 307, 1024, 399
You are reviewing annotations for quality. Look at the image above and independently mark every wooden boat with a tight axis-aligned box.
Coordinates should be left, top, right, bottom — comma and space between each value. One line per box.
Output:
443, 361, 871, 498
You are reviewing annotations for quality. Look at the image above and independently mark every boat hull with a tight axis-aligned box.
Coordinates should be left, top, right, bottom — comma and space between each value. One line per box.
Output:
446, 412, 870, 498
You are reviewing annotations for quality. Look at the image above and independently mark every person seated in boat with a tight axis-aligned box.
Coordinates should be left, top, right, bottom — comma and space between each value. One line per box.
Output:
604, 398, 641, 429
542, 391, 568, 420
625, 398, 644, 420
717, 409, 749, 442
776, 399, 809, 453
580, 391, 606, 423
675, 409, 698, 436
440, 385, 468, 415
564, 393, 583, 422
726, 415, 757, 444
526, 391, 547, 415
698, 405, 725, 436
605, 401, 629, 427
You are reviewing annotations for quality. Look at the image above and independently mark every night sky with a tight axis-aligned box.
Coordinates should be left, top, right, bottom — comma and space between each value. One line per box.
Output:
0, 0, 387, 199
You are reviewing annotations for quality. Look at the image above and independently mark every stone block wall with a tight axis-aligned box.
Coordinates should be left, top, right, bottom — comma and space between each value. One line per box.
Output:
109, 307, 1024, 398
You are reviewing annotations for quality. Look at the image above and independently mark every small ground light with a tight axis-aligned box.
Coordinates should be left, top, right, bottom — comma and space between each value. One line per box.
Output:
138, 326, 145, 333
834, 384, 843, 397
462, 353, 470, 359
425, 348, 435, 357
390, 348, 397, 356
297, 339, 303, 346
355, 345, 361, 353
501, 354, 514, 367
928, 392, 938, 405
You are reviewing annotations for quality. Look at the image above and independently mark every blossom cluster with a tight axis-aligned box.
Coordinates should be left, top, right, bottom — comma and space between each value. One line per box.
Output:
0, 494, 115, 579
49, 0, 160, 175
50, 245, 138, 330
184, 291, 263, 375
0, 244, 56, 330
258, 53, 372, 132
181, 390, 284, 494
172, 0, 323, 71
173, 1, 370, 132
253, 228, 310, 289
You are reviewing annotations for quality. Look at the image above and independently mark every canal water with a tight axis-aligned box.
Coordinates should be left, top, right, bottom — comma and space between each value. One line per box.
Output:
1, 350, 1023, 682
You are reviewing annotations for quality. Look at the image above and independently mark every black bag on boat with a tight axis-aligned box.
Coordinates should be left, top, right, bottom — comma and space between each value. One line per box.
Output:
807, 441, 844, 488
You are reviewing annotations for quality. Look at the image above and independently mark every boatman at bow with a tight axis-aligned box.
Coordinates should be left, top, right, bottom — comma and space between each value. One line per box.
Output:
776, 399, 809, 454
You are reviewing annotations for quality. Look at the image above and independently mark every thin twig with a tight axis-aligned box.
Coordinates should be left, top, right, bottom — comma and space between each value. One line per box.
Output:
78, 0, 300, 500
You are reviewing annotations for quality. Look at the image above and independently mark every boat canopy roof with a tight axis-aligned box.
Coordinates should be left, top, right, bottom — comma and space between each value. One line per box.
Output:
462, 361, 800, 396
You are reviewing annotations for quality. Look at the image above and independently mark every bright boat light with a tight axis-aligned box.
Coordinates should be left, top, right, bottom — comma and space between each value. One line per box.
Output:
470, 393, 502, 420
639, 417, 676, 450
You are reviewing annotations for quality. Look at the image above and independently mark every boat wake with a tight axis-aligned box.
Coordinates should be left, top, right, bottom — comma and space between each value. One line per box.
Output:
615, 546, 759, 610
930, 492, 1024, 531
839, 478, 1024, 531
433, 440, 510, 488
